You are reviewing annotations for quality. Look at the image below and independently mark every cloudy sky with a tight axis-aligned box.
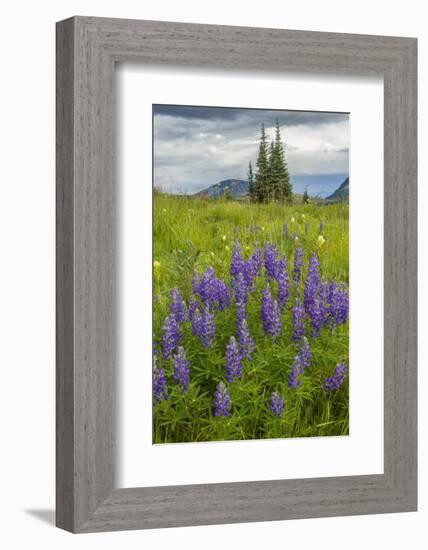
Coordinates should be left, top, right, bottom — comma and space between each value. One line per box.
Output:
153, 105, 349, 196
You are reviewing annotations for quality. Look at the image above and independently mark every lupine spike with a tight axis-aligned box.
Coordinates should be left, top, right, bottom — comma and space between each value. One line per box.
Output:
226, 336, 242, 382
264, 243, 280, 279
162, 314, 181, 359
170, 288, 187, 323
323, 362, 347, 393
293, 247, 304, 284
288, 337, 311, 389
214, 382, 232, 417
292, 297, 305, 341
270, 391, 284, 417
191, 307, 202, 337
200, 307, 215, 347
261, 284, 282, 339
276, 256, 289, 310
153, 350, 168, 403
172, 346, 190, 392
237, 317, 255, 360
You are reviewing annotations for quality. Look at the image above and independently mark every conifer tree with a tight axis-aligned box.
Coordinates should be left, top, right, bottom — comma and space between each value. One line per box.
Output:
271, 120, 293, 202
302, 187, 309, 204
254, 123, 270, 203
264, 140, 274, 202
247, 161, 254, 202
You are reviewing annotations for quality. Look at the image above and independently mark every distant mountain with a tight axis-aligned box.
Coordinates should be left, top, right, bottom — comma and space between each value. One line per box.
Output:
314, 191, 330, 199
195, 179, 249, 198
326, 177, 349, 201
194, 177, 349, 201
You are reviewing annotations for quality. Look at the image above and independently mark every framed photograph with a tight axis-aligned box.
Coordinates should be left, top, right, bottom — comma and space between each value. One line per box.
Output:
56, 16, 417, 532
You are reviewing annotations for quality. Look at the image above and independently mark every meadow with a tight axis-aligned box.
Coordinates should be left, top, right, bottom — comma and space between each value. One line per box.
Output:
152, 192, 349, 443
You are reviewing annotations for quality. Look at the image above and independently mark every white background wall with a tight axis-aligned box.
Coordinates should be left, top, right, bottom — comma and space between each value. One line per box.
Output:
0, 1, 425, 548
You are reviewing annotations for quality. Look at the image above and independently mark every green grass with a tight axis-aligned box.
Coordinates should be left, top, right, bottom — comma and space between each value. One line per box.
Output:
153, 193, 349, 443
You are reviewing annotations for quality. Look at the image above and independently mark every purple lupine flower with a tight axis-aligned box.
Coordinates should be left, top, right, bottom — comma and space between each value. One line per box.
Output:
319, 220, 324, 234
300, 336, 312, 370
194, 267, 231, 311
196, 267, 216, 306
288, 352, 303, 389
172, 346, 190, 392
323, 362, 348, 393
264, 243, 280, 279
231, 244, 262, 289
226, 336, 242, 382
200, 307, 215, 347
304, 254, 320, 310
191, 307, 202, 337
242, 247, 262, 288
216, 278, 231, 310
276, 256, 289, 310
261, 284, 282, 339
292, 297, 305, 341
188, 295, 201, 322
169, 288, 187, 323
304, 254, 327, 336
288, 337, 312, 389
293, 247, 304, 285
270, 391, 284, 417
237, 317, 255, 360
234, 272, 248, 307
214, 382, 232, 417
231, 244, 244, 279
327, 280, 349, 326
251, 245, 263, 275
153, 351, 168, 403
310, 295, 325, 336
162, 314, 181, 359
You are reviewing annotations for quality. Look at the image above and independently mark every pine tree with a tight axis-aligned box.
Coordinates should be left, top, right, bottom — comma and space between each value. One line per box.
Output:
268, 140, 275, 202
254, 123, 270, 203
271, 120, 293, 202
302, 187, 309, 204
247, 161, 255, 202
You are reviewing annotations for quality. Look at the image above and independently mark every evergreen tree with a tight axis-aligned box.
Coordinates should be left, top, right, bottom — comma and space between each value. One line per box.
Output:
247, 161, 255, 202
254, 123, 270, 203
302, 187, 309, 204
268, 140, 275, 202
271, 120, 293, 202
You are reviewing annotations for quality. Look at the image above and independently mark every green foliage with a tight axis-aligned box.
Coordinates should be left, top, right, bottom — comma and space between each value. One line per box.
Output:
254, 123, 270, 203
247, 161, 254, 201
303, 187, 310, 204
153, 192, 349, 443
253, 120, 293, 203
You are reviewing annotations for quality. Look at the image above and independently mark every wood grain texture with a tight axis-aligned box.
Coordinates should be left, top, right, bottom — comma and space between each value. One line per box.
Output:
56, 16, 417, 533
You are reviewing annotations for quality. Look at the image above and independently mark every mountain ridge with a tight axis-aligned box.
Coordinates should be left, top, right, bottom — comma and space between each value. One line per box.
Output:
194, 176, 349, 201
326, 177, 349, 201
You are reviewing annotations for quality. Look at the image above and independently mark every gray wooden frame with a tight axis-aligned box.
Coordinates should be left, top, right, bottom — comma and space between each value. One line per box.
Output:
56, 16, 417, 533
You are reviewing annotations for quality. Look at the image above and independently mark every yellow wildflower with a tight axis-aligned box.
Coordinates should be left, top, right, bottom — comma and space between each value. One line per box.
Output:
153, 260, 161, 282
291, 216, 296, 224
221, 234, 227, 242
318, 235, 326, 246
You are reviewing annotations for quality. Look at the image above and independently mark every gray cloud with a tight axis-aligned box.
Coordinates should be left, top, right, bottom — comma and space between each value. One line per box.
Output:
153, 105, 349, 194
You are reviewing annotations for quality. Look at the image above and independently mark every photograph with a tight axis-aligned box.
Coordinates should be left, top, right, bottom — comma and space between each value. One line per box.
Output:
152, 104, 350, 444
